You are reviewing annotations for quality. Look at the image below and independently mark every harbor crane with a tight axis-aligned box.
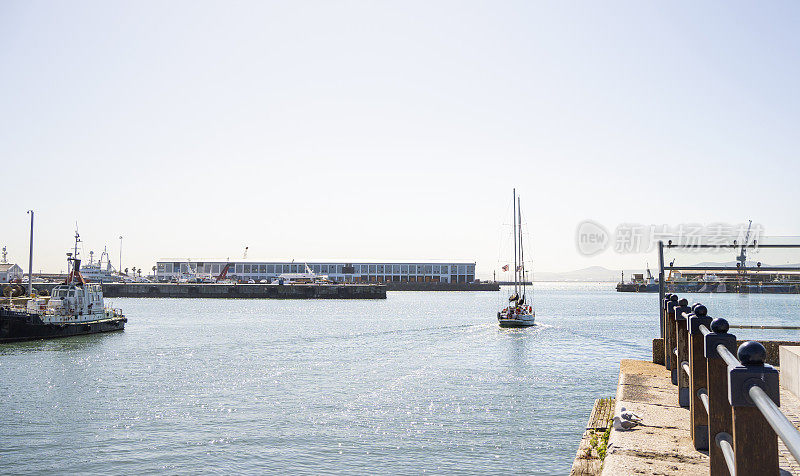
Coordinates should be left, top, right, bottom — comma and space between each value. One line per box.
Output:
736, 220, 753, 273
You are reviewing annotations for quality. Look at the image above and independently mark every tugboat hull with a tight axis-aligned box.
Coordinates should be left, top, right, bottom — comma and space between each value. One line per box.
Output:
0, 308, 126, 343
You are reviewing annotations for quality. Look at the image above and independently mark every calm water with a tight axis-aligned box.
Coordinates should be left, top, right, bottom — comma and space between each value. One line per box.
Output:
2, 283, 799, 475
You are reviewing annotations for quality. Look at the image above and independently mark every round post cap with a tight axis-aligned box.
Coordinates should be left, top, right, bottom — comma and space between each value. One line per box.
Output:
669, 295, 679, 302
693, 305, 707, 317
738, 341, 766, 366
710, 318, 729, 334
678, 298, 689, 306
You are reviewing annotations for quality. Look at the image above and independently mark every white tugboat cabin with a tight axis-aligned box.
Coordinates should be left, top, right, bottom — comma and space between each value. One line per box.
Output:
26, 259, 123, 323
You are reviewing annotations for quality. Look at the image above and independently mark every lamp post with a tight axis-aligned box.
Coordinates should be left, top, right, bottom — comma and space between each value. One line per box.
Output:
27, 210, 34, 296
119, 235, 123, 274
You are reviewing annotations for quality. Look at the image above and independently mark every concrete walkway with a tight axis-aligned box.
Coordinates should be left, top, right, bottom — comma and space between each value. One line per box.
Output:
601, 359, 800, 475
601, 360, 709, 475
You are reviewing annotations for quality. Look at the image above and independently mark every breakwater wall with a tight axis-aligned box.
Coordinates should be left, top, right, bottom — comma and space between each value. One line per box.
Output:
385, 282, 499, 291
30, 283, 386, 299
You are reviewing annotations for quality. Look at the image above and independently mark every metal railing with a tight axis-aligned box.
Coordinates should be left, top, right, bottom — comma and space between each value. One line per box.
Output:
660, 293, 800, 475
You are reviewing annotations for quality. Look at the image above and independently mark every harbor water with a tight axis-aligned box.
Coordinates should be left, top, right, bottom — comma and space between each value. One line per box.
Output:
2, 283, 799, 474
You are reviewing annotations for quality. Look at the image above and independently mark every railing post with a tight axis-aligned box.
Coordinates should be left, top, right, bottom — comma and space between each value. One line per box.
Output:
705, 318, 736, 476
661, 293, 673, 370
688, 304, 711, 449
728, 341, 780, 475
666, 295, 679, 383
675, 298, 691, 406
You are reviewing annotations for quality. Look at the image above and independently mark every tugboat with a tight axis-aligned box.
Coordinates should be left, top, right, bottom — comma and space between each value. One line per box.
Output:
0, 231, 126, 343
498, 189, 535, 328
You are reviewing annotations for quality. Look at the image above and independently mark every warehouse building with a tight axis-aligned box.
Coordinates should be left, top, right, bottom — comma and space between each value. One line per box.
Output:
156, 260, 476, 284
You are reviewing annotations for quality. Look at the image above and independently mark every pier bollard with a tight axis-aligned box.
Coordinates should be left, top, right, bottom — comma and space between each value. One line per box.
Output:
675, 298, 691, 405
688, 304, 711, 449
664, 294, 678, 376
729, 341, 780, 475
663, 294, 676, 370
662, 293, 674, 342
667, 295, 680, 383
705, 318, 737, 476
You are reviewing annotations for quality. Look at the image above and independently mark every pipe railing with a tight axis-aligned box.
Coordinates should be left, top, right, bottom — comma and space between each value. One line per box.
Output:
749, 385, 800, 464
659, 292, 800, 475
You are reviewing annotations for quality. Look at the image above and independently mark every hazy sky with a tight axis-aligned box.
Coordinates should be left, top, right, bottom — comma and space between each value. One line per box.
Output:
2, 1, 799, 277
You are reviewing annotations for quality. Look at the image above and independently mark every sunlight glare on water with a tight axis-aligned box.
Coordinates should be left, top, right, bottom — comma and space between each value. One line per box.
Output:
1, 283, 798, 474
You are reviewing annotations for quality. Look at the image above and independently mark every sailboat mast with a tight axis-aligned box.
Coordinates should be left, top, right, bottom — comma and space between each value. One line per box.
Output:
518, 196, 525, 299
512, 188, 518, 294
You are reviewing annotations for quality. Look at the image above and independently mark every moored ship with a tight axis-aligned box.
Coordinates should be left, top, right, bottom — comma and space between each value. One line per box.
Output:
0, 234, 126, 343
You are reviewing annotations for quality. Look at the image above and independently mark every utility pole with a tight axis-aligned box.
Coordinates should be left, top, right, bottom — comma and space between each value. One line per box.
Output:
119, 235, 123, 273
27, 210, 34, 296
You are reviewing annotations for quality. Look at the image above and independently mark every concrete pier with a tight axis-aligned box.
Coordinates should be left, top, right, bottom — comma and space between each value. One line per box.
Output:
597, 359, 800, 475
29, 283, 386, 299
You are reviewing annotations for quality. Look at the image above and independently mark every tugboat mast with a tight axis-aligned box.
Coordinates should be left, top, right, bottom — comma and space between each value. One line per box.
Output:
70, 228, 82, 275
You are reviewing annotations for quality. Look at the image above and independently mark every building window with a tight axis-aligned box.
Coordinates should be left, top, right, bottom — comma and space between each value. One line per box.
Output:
236, 264, 243, 273
260, 265, 266, 273
424, 265, 432, 274
369, 265, 376, 273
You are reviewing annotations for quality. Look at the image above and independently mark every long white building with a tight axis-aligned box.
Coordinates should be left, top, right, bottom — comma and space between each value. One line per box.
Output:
156, 260, 476, 284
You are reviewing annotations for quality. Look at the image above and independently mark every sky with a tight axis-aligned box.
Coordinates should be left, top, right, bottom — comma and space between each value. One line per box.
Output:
2, 1, 800, 278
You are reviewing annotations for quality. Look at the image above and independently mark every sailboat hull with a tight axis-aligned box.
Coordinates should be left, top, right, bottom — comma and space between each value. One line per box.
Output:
498, 315, 536, 327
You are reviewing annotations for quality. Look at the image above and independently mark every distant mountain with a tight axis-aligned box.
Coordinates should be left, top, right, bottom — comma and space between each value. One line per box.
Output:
535, 266, 629, 282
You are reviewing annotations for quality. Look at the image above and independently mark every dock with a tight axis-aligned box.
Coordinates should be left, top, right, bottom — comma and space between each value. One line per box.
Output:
574, 292, 800, 475
28, 283, 386, 299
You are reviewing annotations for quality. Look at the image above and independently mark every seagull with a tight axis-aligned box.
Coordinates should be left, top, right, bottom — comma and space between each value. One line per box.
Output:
613, 415, 640, 431
619, 407, 643, 423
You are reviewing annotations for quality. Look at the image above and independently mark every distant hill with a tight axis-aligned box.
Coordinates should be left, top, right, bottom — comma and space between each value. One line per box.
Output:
535, 266, 628, 282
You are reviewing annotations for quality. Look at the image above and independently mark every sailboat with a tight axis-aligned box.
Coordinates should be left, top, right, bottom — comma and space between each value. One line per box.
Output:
497, 189, 535, 328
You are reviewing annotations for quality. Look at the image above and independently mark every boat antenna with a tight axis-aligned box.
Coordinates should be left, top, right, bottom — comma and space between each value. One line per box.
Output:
27, 210, 34, 296
518, 195, 525, 302
512, 188, 518, 296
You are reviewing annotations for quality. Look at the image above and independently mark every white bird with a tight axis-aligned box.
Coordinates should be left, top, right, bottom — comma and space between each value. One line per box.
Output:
619, 407, 643, 423
613, 415, 639, 431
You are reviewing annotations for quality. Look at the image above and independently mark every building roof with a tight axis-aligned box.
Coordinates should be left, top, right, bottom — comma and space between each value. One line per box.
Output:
156, 258, 475, 264
0, 263, 21, 272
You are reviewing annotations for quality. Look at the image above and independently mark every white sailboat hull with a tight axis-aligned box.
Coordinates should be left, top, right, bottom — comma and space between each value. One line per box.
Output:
498, 313, 535, 327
